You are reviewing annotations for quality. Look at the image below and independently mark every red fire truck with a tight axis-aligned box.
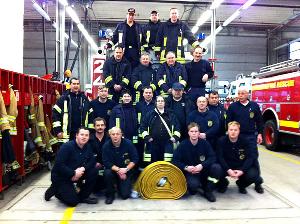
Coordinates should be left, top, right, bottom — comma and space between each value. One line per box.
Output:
251, 59, 300, 151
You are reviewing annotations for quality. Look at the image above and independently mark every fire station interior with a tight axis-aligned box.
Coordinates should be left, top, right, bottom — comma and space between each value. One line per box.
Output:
1, 0, 300, 223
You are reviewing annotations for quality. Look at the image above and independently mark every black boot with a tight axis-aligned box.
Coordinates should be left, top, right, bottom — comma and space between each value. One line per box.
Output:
44, 184, 55, 201
204, 191, 216, 202
255, 184, 264, 194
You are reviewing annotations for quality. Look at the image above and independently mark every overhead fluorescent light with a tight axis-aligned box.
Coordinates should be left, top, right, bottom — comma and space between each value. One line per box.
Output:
210, 0, 225, 10
32, 0, 51, 21
192, 26, 199, 34
58, 0, 68, 7
196, 10, 212, 27
242, 0, 257, 10
223, 10, 241, 27
66, 6, 80, 24
215, 26, 223, 35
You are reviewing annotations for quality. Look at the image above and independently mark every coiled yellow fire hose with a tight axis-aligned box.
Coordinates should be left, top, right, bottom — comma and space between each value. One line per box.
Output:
134, 161, 187, 199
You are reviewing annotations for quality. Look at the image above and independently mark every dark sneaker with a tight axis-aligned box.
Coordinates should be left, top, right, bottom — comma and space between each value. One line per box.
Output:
204, 191, 216, 202
81, 196, 98, 204
255, 184, 264, 194
238, 187, 248, 194
44, 185, 55, 201
105, 196, 115, 205
217, 185, 228, 193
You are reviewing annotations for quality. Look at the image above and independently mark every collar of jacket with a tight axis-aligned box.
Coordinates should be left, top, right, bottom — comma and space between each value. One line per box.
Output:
167, 19, 180, 25
148, 19, 161, 24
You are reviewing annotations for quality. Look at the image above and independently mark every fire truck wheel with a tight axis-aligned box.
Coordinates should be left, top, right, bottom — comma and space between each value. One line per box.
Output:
263, 120, 280, 151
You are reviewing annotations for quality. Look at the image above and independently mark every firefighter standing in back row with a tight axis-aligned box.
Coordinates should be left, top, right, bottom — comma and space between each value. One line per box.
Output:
154, 8, 200, 63
108, 8, 145, 69
103, 46, 131, 103
52, 78, 94, 143
142, 10, 161, 66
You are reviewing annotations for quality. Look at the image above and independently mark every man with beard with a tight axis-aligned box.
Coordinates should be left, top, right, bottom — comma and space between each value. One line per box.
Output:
90, 85, 117, 125
44, 127, 98, 206
103, 46, 131, 103
89, 117, 108, 193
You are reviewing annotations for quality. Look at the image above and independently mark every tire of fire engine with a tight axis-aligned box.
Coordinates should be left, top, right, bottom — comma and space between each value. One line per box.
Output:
263, 120, 281, 151
134, 161, 187, 200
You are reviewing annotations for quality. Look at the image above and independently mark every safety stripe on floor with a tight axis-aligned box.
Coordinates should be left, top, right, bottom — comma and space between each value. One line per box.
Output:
59, 207, 75, 224
259, 146, 300, 166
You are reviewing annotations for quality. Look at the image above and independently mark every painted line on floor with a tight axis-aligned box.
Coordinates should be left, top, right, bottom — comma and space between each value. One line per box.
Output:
59, 207, 75, 224
259, 146, 300, 166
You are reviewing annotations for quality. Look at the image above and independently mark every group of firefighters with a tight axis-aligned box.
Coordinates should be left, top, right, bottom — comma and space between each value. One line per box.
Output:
44, 7, 264, 206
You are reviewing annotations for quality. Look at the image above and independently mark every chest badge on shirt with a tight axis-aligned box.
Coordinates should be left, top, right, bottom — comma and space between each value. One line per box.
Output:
239, 149, 245, 160
123, 153, 131, 164
199, 155, 206, 162
107, 110, 112, 115
249, 112, 254, 118
207, 120, 213, 127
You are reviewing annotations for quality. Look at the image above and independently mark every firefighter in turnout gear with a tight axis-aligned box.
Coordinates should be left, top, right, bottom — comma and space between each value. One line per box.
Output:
140, 95, 181, 163
142, 10, 161, 66
157, 51, 187, 97
103, 46, 131, 103
131, 52, 157, 104
109, 90, 138, 144
172, 122, 222, 202
7, 84, 18, 135
109, 8, 145, 69
154, 8, 199, 63
52, 78, 94, 143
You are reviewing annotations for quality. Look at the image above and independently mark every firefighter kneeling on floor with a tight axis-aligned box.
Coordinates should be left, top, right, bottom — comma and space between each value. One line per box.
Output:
44, 127, 98, 206
172, 122, 222, 202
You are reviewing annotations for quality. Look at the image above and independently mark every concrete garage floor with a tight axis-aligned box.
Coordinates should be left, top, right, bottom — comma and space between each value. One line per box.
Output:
0, 145, 300, 224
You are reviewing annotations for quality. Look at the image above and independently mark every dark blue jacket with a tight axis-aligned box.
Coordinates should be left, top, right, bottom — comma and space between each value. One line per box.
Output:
51, 140, 96, 183
172, 138, 216, 171
165, 94, 195, 131
103, 56, 131, 91
185, 59, 214, 88
227, 101, 263, 135
52, 91, 94, 136
157, 62, 187, 92
208, 103, 226, 136
102, 138, 139, 169
216, 136, 256, 172
187, 110, 219, 139
155, 19, 198, 60
90, 98, 117, 125
135, 100, 156, 125
109, 103, 138, 142
142, 20, 161, 50
113, 21, 145, 53
88, 133, 109, 164
131, 64, 157, 92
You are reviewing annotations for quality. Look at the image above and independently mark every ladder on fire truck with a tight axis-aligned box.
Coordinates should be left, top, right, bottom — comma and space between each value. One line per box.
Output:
257, 59, 300, 78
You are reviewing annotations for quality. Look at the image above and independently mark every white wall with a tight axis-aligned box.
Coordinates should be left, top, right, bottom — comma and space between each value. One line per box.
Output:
0, 1, 24, 73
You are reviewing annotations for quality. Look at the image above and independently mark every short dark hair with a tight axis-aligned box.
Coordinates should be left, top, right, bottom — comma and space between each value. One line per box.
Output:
114, 45, 123, 51
143, 86, 153, 93
121, 89, 132, 97
93, 117, 106, 126
209, 90, 219, 97
70, 77, 79, 84
76, 126, 89, 134
191, 45, 204, 54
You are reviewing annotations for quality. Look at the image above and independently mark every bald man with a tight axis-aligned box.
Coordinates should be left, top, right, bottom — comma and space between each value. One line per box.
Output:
102, 127, 139, 204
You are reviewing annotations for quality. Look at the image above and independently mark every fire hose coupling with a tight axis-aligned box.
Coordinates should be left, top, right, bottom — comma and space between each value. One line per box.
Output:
157, 176, 168, 187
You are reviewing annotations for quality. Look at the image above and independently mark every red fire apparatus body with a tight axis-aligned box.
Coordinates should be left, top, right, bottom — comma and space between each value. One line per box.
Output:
251, 59, 300, 151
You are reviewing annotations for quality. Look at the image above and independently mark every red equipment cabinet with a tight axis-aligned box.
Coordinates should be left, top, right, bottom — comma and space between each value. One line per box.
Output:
0, 68, 64, 199
251, 59, 300, 151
